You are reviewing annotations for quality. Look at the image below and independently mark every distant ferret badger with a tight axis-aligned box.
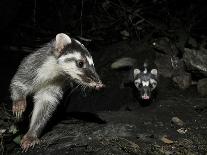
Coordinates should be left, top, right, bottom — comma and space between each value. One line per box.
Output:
133, 64, 158, 101
10, 33, 104, 151
111, 58, 158, 103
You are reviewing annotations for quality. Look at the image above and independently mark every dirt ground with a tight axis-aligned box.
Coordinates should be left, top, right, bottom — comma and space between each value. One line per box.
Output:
0, 40, 207, 155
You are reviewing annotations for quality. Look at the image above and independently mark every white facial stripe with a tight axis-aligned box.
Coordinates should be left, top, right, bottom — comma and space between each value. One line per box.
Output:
143, 68, 147, 74
59, 52, 82, 62
61, 61, 83, 75
142, 81, 149, 86
86, 56, 94, 65
36, 56, 61, 84
135, 78, 141, 83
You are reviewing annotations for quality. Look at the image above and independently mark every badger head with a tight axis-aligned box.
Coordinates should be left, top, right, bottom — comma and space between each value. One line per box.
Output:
54, 33, 104, 90
133, 68, 158, 100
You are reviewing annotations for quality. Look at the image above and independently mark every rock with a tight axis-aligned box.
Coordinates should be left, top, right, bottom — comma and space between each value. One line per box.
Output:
187, 37, 198, 49
197, 78, 207, 96
13, 135, 21, 145
171, 117, 184, 126
172, 72, 192, 89
152, 37, 179, 56
111, 57, 137, 69
160, 135, 173, 144
183, 48, 207, 76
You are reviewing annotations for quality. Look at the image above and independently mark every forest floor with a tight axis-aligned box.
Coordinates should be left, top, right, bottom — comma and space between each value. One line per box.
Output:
0, 40, 207, 155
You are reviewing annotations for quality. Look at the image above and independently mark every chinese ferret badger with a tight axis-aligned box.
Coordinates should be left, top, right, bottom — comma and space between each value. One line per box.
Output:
10, 33, 104, 151
111, 57, 158, 105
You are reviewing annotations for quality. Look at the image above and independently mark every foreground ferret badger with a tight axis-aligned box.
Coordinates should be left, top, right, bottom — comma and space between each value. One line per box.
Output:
111, 58, 158, 104
10, 33, 104, 151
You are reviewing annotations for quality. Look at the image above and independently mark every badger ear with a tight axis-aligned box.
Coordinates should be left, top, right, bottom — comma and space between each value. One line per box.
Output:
151, 69, 158, 77
55, 33, 72, 55
134, 69, 141, 78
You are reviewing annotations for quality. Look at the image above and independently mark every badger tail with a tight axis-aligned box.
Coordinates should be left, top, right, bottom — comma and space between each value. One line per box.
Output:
111, 57, 137, 69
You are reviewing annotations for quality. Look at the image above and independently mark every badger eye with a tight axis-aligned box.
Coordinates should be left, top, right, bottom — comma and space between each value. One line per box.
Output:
77, 60, 84, 68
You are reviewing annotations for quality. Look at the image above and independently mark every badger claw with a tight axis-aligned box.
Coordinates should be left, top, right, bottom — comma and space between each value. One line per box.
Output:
12, 99, 27, 120
21, 134, 40, 152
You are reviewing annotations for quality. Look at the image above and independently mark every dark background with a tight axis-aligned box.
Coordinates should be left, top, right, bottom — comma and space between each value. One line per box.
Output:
0, 0, 207, 105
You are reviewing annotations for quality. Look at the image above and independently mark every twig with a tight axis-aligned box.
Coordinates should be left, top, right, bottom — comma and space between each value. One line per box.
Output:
108, 1, 154, 26
80, 0, 84, 37
33, 0, 37, 27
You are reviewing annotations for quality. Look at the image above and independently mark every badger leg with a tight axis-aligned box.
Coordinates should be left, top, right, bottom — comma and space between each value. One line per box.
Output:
21, 85, 63, 152
12, 99, 27, 120
10, 82, 28, 120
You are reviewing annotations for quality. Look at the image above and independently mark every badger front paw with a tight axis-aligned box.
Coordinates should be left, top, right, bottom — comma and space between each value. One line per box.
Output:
12, 99, 27, 120
20, 134, 40, 152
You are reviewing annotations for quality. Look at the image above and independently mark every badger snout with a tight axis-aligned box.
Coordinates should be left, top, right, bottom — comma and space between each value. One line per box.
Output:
141, 94, 150, 100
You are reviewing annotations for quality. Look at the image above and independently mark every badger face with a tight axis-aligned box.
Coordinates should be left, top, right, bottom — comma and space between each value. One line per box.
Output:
55, 33, 104, 90
134, 68, 158, 100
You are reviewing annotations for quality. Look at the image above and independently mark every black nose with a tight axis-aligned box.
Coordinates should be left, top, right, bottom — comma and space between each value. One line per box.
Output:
94, 83, 105, 90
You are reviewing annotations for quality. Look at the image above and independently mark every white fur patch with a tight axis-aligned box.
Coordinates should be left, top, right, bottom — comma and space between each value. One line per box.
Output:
58, 52, 85, 81
151, 69, 157, 76
86, 56, 94, 65
143, 68, 147, 74
36, 56, 60, 84
135, 78, 141, 83
134, 69, 141, 77
142, 81, 149, 87
31, 85, 62, 128
59, 52, 82, 63
150, 79, 157, 84
60, 59, 83, 80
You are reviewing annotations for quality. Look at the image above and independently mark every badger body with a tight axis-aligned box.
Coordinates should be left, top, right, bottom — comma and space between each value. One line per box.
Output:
10, 33, 103, 151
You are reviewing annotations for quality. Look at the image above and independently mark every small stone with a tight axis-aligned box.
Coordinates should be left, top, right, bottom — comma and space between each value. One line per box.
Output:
197, 78, 207, 96
171, 117, 184, 126
0, 129, 6, 135
9, 125, 18, 134
120, 30, 130, 37
13, 135, 21, 144
160, 135, 173, 144
177, 128, 187, 134
144, 121, 152, 125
